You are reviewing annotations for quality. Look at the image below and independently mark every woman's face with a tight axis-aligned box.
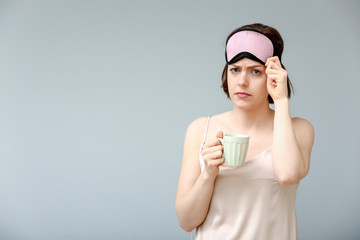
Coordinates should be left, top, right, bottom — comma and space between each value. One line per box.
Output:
227, 58, 269, 109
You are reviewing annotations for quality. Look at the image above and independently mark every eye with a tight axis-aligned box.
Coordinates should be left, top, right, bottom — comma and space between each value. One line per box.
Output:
252, 69, 261, 75
230, 68, 239, 73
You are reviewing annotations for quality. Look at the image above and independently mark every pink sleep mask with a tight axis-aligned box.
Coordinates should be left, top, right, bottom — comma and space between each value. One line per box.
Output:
225, 29, 274, 65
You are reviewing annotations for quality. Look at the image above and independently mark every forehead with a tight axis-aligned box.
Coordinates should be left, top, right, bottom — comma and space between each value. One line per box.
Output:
229, 58, 264, 67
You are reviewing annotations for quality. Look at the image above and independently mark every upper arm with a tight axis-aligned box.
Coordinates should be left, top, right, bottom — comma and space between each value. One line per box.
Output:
293, 117, 315, 179
176, 117, 207, 200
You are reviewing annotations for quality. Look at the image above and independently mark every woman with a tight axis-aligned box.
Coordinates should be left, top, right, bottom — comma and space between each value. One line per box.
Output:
175, 23, 315, 239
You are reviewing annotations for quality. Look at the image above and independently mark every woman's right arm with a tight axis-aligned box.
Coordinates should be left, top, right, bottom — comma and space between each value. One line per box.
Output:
175, 118, 224, 232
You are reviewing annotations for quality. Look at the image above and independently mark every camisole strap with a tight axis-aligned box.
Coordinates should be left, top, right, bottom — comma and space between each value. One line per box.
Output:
200, 116, 211, 150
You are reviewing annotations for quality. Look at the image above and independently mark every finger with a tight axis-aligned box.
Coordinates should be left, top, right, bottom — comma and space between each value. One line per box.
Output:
266, 59, 283, 71
265, 56, 275, 66
267, 67, 287, 76
266, 68, 280, 75
268, 77, 278, 85
202, 145, 223, 155
206, 158, 225, 167
267, 80, 278, 88
265, 56, 281, 66
265, 61, 274, 71
266, 73, 278, 81
215, 131, 223, 139
267, 80, 277, 87
266, 71, 287, 84
203, 136, 223, 148
211, 150, 223, 159
203, 150, 223, 161
210, 145, 223, 154
266, 61, 281, 71
272, 56, 281, 66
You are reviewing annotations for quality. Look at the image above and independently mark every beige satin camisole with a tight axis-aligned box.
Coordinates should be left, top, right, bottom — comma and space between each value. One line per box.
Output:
197, 116, 299, 240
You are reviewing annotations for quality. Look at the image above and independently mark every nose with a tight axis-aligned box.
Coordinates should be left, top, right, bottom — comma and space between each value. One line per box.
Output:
237, 71, 249, 87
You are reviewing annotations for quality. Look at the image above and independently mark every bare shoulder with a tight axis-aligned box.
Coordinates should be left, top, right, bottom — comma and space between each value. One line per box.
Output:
185, 117, 209, 144
186, 117, 209, 134
187, 116, 209, 130
292, 117, 315, 134
185, 112, 229, 144
292, 117, 315, 146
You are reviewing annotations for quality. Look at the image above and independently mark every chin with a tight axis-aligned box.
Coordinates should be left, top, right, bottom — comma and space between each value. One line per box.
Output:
233, 99, 265, 111
233, 101, 253, 110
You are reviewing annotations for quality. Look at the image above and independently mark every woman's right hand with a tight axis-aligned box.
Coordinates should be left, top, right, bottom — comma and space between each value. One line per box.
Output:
201, 131, 225, 179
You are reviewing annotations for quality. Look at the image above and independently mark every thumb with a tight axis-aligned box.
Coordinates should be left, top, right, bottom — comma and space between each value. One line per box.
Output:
216, 131, 223, 139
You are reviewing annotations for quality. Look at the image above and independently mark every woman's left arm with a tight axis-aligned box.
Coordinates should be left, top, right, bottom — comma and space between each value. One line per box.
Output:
266, 57, 315, 185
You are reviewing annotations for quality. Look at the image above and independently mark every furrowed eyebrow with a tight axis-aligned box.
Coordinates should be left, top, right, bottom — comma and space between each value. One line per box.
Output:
229, 64, 263, 68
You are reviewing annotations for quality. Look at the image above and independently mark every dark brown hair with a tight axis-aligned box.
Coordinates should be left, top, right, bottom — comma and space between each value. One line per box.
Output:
221, 23, 293, 103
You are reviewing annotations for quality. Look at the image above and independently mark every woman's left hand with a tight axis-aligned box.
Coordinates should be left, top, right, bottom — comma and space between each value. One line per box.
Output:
265, 56, 288, 102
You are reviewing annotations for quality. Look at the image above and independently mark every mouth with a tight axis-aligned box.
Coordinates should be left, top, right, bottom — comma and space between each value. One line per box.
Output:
235, 92, 251, 98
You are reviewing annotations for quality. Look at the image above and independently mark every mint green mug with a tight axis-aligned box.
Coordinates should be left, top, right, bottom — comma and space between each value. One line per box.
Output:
218, 134, 250, 167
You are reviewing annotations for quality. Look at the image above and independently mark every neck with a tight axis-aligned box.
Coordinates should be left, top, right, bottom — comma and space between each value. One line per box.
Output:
229, 104, 274, 133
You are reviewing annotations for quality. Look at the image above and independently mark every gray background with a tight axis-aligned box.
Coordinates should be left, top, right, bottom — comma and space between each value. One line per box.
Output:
0, 0, 359, 239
